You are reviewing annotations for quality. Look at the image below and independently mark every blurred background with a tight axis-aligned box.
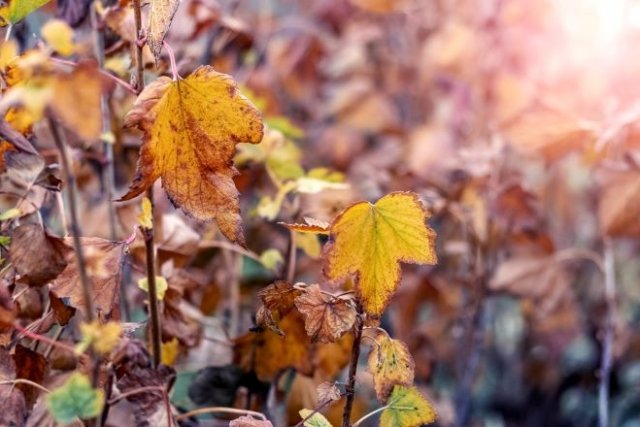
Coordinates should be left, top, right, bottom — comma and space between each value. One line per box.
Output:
6, 0, 640, 426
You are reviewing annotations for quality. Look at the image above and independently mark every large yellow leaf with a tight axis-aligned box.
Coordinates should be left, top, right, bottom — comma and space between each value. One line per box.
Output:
119, 66, 263, 244
0, 0, 50, 25
380, 386, 437, 427
323, 192, 437, 316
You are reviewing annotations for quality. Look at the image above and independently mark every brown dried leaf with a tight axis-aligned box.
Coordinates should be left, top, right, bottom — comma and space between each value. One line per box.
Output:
597, 168, 640, 237
0, 348, 27, 426
256, 281, 302, 333
49, 292, 75, 326
9, 223, 72, 287
148, 0, 180, 62
294, 284, 356, 343
13, 344, 49, 407
229, 415, 274, 427
50, 238, 129, 320
161, 284, 201, 347
317, 381, 341, 403
367, 335, 415, 402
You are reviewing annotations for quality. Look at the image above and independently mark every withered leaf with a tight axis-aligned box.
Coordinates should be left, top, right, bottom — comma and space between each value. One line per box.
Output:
294, 284, 356, 343
50, 237, 129, 320
118, 66, 263, 244
49, 292, 75, 326
13, 344, 50, 408
0, 348, 27, 426
9, 223, 72, 287
316, 381, 341, 403
367, 335, 415, 402
229, 415, 274, 427
148, 0, 180, 62
256, 281, 302, 334
161, 284, 201, 347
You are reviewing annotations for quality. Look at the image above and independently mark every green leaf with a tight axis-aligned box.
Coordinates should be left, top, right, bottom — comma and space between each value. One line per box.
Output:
260, 249, 284, 271
0, 208, 20, 221
299, 409, 333, 427
380, 386, 437, 427
46, 373, 104, 424
0, 0, 51, 25
0, 236, 10, 246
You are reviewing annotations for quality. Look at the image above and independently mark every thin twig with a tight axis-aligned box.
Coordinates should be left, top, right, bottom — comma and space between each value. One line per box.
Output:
48, 117, 95, 322
132, 0, 145, 94
343, 306, 364, 427
351, 404, 389, 427
49, 57, 137, 95
142, 225, 162, 367
200, 240, 262, 263
13, 322, 77, 355
599, 238, 616, 427
0, 379, 50, 394
175, 407, 267, 421
294, 398, 334, 427
286, 230, 297, 283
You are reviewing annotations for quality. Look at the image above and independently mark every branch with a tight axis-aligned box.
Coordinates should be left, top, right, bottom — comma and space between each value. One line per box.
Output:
599, 238, 617, 427
343, 306, 364, 427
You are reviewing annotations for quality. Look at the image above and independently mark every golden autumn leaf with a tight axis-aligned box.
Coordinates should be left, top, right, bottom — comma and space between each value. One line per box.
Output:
76, 321, 122, 355
367, 335, 415, 402
0, 0, 50, 25
380, 386, 437, 427
41, 19, 75, 56
148, 0, 180, 62
323, 192, 437, 316
294, 284, 356, 343
119, 66, 263, 244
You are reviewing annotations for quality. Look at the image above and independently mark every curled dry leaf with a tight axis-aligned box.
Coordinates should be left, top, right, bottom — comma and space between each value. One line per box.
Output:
367, 335, 415, 402
148, 0, 181, 62
279, 217, 330, 234
294, 284, 356, 343
50, 237, 130, 320
118, 66, 263, 244
9, 223, 72, 287
316, 381, 341, 403
323, 192, 437, 316
229, 415, 274, 427
256, 281, 302, 334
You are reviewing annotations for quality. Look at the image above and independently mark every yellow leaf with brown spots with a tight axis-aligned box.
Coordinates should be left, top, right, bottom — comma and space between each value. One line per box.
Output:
119, 66, 263, 244
367, 335, 415, 401
323, 192, 437, 316
380, 386, 437, 427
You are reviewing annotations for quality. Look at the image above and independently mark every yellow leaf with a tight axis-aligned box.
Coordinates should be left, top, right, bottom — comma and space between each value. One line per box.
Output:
138, 197, 153, 229
324, 192, 437, 316
160, 337, 180, 365
147, 0, 180, 61
380, 386, 437, 427
138, 276, 168, 300
367, 335, 414, 401
259, 249, 283, 271
0, 0, 51, 25
77, 321, 122, 355
0, 39, 17, 71
298, 409, 332, 427
295, 232, 321, 259
118, 66, 263, 244
41, 19, 75, 56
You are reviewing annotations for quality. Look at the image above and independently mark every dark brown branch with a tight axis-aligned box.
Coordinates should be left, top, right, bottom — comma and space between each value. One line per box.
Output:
343, 305, 364, 427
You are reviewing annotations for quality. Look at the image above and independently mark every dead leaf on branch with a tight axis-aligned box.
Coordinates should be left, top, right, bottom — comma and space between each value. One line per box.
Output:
229, 415, 274, 427
255, 281, 302, 334
9, 223, 72, 287
148, 0, 181, 62
50, 237, 130, 320
294, 284, 356, 343
323, 191, 437, 316
118, 66, 263, 244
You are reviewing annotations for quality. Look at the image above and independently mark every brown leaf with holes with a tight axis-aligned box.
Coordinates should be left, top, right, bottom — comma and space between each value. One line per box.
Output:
118, 66, 263, 244
9, 223, 72, 287
367, 335, 415, 402
50, 238, 129, 320
294, 284, 356, 343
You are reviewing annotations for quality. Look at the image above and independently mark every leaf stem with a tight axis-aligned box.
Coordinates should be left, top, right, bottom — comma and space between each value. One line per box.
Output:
48, 117, 95, 322
343, 305, 364, 427
163, 40, 179, 81
175, 407, 267, 421
351, 404, 389, 427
